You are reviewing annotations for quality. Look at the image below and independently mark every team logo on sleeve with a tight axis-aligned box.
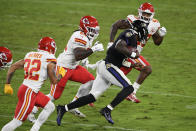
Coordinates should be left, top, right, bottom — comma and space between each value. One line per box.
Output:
106, 63, 111, 69
125, 32, 132, 37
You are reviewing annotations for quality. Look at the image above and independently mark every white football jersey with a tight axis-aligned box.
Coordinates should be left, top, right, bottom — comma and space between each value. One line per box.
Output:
127, 15, 160, 53
57, 31, 92, 69
23, 50, 56, 93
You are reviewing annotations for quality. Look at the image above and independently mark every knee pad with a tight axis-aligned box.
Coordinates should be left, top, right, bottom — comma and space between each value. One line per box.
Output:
44, 101, 55, 113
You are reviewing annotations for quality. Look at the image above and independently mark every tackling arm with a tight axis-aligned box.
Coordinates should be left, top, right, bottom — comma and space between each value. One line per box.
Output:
110, 19, 131, 42
152, 27, 167, 46
152, 32, 164, 46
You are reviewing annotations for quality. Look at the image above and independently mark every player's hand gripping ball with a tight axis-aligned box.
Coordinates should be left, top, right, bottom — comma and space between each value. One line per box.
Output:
127, 46, 139, 59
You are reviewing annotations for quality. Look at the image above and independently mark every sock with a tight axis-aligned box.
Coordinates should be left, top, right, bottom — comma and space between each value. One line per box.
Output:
110, 85, 134, 108
72, 96, 78, 102
30, 101, 55, 131
32, 106, 39, 114
133, 82, 140, 94
46, 94, 55, 101
2, 118, 22, 131
67, 94, 96, 111
107, 105, 114, 111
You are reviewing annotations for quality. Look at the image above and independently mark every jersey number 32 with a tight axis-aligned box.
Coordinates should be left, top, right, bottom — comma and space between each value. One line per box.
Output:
24, 59, 41, 81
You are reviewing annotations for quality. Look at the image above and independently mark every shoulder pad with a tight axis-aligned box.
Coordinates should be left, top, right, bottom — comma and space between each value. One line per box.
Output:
127, 15, 139, 24
151, 18, 160, 24
73, 31, 87, 40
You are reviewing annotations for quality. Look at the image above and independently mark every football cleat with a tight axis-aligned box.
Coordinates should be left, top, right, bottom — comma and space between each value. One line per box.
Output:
69, 108, 86, 118
56, 105, 67, 126
88, 103, 94, 107
100, 108, 114, 124
27, 113, 36, 123
126, 93, 141, 103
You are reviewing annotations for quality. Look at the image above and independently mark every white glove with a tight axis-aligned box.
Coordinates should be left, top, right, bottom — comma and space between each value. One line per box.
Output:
91, 41, 104, 52
158, 27, 167, 37
81, 58, 89, 67
137, 45, 143, 54
86, 64, 97, 70
107, 42, 113, 49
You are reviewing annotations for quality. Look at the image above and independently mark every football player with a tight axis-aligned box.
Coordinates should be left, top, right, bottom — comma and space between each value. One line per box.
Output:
1, 37, 63, 131
0, 46, 13, 69
0, 46, 13, 95
107, 2, 167, 103
45, 16, 104, 117
56, 20, 148, 125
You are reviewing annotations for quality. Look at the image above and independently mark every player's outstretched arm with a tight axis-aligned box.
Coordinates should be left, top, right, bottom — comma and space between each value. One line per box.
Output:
4, 59, 25, 95
152, 27, 167, 46
110, 19, 131, 42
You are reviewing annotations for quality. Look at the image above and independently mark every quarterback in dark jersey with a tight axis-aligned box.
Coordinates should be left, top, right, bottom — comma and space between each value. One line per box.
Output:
56, 20, 148, 125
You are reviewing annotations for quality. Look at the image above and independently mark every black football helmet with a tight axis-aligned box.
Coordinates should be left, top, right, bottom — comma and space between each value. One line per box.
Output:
131, 20, 148, 42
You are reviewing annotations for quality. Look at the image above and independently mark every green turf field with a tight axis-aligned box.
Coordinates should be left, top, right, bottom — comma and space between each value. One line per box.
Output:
0, 0, 196, 130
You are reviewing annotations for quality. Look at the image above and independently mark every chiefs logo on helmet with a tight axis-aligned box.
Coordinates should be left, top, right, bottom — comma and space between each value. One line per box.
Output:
138, 2, 155, 23
79, 16, 100, 40
0, 46, 13, 69
38, 37, 57, 54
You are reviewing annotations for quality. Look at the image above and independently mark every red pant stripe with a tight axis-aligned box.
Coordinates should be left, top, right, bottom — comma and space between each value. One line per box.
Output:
137, 57, 146, 66
50, 84, 56, 96
16, 88, 32, 120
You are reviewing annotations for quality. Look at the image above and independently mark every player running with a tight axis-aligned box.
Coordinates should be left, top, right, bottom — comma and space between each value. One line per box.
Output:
44, 16, 103, 117
1, 37, 63, 131
107, 2, 167, 103
0, 46, 13, 95
56, 20, 148, 125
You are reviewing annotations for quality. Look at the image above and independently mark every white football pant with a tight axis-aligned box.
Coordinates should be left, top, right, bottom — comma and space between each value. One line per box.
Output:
90, 60, 132, 99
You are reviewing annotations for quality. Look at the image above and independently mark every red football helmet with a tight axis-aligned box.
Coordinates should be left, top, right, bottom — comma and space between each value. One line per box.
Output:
138, 2, 155, 23
79, 16, 100, 40
0, 46, 13, 69
38, 37, 56, 54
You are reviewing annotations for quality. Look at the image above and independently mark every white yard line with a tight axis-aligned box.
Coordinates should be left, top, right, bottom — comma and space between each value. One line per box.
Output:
0, 114, 144, 131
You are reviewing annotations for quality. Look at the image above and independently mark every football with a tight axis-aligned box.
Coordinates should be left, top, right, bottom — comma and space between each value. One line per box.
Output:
127, 46, 139, 58
127, 46, 137, 52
